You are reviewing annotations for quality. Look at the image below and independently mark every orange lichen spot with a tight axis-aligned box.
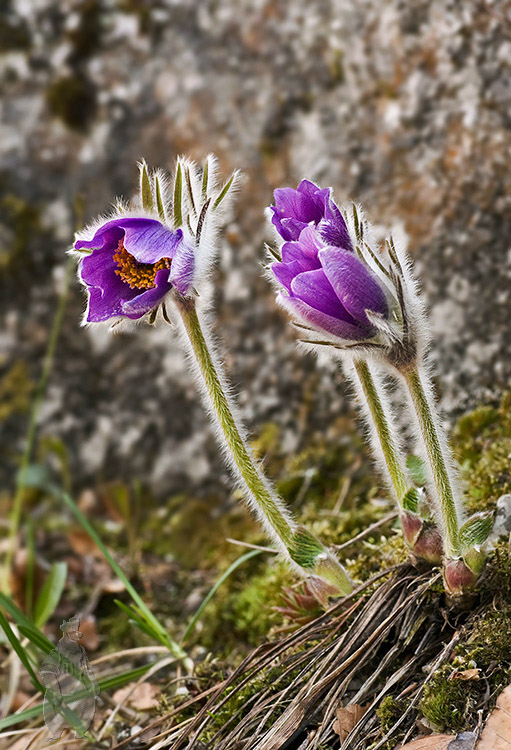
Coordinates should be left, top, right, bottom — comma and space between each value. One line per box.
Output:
113, 241, 171, 290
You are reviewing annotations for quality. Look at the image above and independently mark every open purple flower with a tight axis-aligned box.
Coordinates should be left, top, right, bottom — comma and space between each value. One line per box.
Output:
272, 225, 389, 342
271, 179, 352, 250
74, 217, 194, 323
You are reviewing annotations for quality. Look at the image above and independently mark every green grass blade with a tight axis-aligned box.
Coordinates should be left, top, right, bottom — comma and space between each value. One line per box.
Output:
57, 488, 187, 662
0, 664, 152, 731
34, 561, 67, 628
114, 600, 167, 644
182, 549, 261, 643
0, 704, 44, 729
0, 609, 44, 693
3, 257, 74, 594
0, 594, 54, 653
25, 519, 35, 618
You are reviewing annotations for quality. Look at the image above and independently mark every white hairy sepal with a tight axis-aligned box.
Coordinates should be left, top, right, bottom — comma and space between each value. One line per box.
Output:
342, 205, 432, 363
172, 155, 242, 294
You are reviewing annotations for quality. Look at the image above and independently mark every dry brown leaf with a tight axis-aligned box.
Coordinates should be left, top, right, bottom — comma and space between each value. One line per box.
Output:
333, 704, 370, 743
395, 735, 455, 749
67, 528, 103, 558
477, 684, 511, 749
112, 682, 161, 711
450, 669, 481, 681
10, 689, 31, 711
78, 615, 99, 651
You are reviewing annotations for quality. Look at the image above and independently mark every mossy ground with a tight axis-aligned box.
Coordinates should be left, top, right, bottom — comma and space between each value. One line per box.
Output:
2, 391, 511, 745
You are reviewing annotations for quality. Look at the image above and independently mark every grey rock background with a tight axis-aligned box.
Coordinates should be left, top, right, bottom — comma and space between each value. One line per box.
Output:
1, 0, 510, 496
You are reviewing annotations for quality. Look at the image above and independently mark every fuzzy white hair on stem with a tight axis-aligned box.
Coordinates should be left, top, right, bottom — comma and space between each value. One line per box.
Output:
174, 297, 299, 561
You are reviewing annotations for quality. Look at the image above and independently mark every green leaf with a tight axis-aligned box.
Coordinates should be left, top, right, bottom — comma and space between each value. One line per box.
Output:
287, 526, 324, 569
140, 161, 154, 212
173, 162, 183, 228
459, 512, 494, 550
182, 549, 261, 643
55, 487, 188, 662
406, 455, 428, 487
0, 664, 152, 731
401, 487, 420, 514
0, 609, 44, 693
0, 594, 54, 653
34, 562, 67, 627
114, 600, 167, 645
0, 704, 44, 730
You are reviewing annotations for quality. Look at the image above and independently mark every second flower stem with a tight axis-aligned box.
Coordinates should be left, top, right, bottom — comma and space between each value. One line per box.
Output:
403, 366, 461, 557
353, 359, 408, 503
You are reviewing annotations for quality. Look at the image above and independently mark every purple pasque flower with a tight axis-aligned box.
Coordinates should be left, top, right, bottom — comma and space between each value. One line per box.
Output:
271, 179, 352, 250
74, 217, 194, 323
272, 224, 389, 342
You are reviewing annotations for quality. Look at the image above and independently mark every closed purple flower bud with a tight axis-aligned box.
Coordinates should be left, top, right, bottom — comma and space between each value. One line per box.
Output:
272, 226, 389, 342
271, 179, 352, 250
74, 217, 193, 323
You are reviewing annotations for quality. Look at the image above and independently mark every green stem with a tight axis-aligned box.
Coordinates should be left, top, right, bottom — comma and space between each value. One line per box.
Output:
353, 359, 408, 503
177, 298, 293, 547
403, 366, 460, 557
176, 298, 351, 594
2, 258, 74, 594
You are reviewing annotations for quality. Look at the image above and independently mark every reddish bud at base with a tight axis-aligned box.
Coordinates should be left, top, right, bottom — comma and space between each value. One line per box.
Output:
401, 513, 443, 565
401, 512, 422, 546
443, 558, 479, 596
412, 524, 444, 565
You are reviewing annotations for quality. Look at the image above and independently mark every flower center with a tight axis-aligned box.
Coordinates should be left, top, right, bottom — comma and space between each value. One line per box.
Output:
113, 240, 171, 290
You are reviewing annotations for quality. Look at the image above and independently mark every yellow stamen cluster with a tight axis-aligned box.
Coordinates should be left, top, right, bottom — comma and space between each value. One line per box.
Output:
113, 240, 171, 290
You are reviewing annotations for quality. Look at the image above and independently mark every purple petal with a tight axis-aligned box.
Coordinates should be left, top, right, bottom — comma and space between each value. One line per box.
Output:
80, 241, 122, 288
290, 269, 353, 320
75, 218, 183, 264
273, 187, 324, 224
121, 269, 172, 318
319, 247, 388, 324
272, 260, 305, 292
80, 248, 140, 323
277, 294, 369, 341
319, 219, 353, 250
84, 274, 139, 322
281, 226, 323, 264
169, 241, 195, 296
271, 183, 326, 240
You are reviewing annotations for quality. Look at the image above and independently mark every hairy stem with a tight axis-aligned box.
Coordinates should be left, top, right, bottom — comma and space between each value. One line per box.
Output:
353, 359, 408, 503
177, 298, 293, 545
176, 297, 351, 594
403, 366, 460, 557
